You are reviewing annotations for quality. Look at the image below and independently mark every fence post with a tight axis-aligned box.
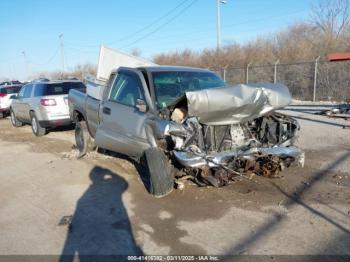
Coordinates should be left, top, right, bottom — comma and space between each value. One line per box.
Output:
222, 65, 229, 82
274, 59, 280, 83
313, 56, 320, 102
246, 63, 251, 84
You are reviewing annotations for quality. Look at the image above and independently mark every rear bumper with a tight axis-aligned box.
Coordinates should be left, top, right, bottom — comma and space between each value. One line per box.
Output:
0, 107, 9, 113
39, 119, 72, 128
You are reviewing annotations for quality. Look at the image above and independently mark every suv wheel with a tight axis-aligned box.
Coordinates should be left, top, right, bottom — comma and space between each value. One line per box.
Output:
144, 147, 174, 198
10, 109, 23, 127
75, 121, 95, 158
30, 113, 46, 136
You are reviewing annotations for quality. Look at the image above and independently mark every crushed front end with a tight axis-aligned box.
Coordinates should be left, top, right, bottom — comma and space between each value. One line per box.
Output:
159, 83, 304, 187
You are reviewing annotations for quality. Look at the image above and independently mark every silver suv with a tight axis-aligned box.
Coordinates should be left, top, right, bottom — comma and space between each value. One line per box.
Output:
10, 79, 86, 136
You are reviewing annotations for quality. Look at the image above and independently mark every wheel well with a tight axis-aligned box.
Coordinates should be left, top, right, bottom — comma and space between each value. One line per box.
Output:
73, 110, 85, 122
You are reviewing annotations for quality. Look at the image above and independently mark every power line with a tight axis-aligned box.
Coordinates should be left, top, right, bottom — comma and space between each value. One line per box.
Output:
119, 0, 199, 49
64, 5, 305, 51
128, 9, 308, 44
107, 0, 191, 46
135, 11, 310, 53
66, 45, 99, 54
65, 0, 191, 49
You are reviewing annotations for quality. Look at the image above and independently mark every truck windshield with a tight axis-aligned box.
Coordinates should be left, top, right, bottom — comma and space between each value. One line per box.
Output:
34, 82, 86, 96
152, 71, 225, 108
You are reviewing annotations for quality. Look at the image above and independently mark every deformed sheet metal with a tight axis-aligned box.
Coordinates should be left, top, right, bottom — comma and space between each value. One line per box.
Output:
186, 83, 292, 125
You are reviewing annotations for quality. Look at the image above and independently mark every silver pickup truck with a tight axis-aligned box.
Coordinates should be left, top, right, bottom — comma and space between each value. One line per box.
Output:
69, 66, 304, 197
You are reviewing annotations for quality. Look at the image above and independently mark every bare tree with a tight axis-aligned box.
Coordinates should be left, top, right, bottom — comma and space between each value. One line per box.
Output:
311, 0, 350, 39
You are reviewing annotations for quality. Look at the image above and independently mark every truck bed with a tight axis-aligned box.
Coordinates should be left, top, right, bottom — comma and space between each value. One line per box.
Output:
68, 89, 100, 137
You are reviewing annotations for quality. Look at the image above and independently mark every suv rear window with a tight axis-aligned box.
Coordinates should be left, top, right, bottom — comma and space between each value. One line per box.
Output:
0, 85, 22, 94
34, 82, 86, 96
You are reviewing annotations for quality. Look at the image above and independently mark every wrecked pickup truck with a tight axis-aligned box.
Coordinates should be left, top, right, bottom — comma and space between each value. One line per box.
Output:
69, 66, 304, 197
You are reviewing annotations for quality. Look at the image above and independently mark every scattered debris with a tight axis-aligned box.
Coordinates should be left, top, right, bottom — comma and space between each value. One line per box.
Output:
58, 215, 73, 232
302, 181, 310, 187
58, 215, 73, 226
315, 103, 350, 118
175, 180, 185, 190
58, 215, 73, 233
61, 150, 78, 160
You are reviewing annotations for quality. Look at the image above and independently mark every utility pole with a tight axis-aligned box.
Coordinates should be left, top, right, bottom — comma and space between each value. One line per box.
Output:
21, 51, 30, 80
59, 34, 65, 78
216, 0, 227, 53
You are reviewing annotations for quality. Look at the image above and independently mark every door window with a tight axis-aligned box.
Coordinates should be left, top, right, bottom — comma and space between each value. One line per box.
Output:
109, 72, 144, 107
18, 86, 26, 98
23, 84, 33, 98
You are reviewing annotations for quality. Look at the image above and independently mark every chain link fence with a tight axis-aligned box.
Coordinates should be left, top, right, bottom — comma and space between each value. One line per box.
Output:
213, 60, 350, 102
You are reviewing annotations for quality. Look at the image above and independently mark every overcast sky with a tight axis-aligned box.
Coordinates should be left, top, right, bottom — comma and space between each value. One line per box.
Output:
0, 0, 313, 80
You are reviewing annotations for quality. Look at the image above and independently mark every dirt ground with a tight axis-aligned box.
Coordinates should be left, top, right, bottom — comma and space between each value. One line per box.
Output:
0, 104, 349, 257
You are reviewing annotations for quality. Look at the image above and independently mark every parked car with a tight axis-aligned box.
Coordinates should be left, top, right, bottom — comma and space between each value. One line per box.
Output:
0, 83, 23, 118
69, 66, 304, 197
10, 79, 86, 136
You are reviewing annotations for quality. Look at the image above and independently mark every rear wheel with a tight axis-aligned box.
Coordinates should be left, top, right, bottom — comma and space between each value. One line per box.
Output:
30, 113, 46, 136
0, 112, 3, 119
10, 109, 23, 127
144, 147, 174, 198
75, 121, 95, 158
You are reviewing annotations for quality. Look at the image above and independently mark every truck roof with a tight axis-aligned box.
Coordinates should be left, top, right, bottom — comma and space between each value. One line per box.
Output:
138, 65, 212, 73
31, 79, 82, 84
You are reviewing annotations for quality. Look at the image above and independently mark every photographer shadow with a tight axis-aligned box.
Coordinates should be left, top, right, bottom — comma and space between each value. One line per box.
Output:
59, 166, 143, 262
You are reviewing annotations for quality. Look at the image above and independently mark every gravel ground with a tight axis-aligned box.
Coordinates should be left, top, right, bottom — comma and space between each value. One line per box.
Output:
0, 104, 349, 257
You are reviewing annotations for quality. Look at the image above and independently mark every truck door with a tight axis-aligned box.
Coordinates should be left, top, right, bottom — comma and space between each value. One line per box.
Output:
95, 70, 151, 157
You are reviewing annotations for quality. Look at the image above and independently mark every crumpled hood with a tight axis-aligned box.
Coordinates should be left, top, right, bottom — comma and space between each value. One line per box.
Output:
185, 83, 292, 125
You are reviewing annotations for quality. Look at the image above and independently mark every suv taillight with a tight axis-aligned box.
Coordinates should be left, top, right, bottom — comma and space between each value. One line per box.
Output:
40, 98, 56, 106
0, 93, 6, 97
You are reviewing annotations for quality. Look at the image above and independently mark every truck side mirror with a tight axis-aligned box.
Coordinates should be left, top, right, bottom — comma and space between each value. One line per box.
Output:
136, 99, 147, 113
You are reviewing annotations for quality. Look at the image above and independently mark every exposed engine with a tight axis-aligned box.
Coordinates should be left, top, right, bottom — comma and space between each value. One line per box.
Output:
167, 112, 302, 187
156, 83, 305, 188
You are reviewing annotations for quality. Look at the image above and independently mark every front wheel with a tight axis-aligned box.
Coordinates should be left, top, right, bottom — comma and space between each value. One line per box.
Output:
10, 109, 23, 127
144, 147, 174, 198
75, 121, 95, 158
31, 113, 46, 136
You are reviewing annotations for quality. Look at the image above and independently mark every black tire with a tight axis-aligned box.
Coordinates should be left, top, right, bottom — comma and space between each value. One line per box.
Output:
0, 112, 3, 118
144, 147, 174, 198
75, 121, 95, 158
10, 109, 23, 127
30, 113, 46, 136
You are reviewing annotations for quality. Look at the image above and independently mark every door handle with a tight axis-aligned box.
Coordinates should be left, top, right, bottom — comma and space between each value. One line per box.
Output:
103, 107, 111, 115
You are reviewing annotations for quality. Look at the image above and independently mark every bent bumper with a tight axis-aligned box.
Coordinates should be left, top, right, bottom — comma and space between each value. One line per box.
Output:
173, 146, 305, 168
